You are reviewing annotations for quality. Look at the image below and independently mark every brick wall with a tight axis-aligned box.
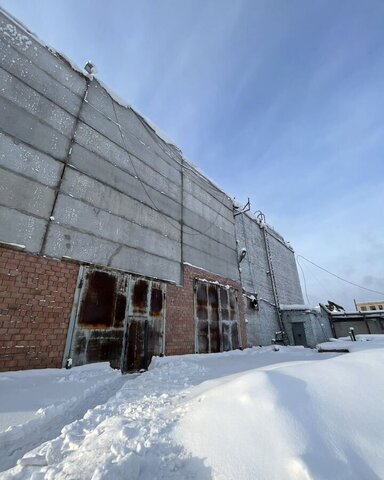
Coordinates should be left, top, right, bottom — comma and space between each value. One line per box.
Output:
165, 264, 246, 355
0, 246, 79, 371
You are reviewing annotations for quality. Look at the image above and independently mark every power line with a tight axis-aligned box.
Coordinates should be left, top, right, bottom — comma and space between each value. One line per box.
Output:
297, 255, 384, 297
296, 256, 311, 304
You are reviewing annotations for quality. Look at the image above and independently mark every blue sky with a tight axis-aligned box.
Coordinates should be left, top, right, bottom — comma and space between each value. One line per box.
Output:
1, 0, 383, 309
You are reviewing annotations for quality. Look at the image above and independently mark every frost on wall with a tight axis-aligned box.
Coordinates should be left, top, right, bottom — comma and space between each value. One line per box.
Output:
235, 213, 304, 346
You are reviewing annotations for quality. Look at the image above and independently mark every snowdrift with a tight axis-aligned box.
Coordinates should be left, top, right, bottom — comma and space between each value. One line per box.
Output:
174, 348, 384, 479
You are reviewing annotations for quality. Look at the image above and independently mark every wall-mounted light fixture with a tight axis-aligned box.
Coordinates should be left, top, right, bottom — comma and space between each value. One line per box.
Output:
239, 247, 247, 264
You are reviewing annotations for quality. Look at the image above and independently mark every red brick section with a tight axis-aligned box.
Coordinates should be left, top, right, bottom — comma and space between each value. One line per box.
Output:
0, 246, 79, 371
165, 264, 247, 356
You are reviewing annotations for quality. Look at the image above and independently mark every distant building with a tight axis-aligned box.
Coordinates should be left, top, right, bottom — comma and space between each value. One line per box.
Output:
356, 301, 384, 312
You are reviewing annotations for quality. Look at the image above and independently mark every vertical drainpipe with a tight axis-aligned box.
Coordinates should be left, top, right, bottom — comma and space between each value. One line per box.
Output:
261, 225, 286, 337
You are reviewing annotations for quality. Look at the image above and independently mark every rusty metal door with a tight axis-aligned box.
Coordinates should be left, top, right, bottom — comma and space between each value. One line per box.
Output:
122, 277, 166, 373
195, 280, 241, 353
68, 268, 129, 369
66, 268, 165, 372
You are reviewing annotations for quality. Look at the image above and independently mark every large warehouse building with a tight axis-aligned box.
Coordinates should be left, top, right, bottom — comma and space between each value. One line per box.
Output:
0, 8, 312, 372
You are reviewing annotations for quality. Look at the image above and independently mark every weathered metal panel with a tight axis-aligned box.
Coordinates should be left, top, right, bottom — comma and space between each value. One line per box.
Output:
123, 277, 166, 372
67, 268, 166, 372
0, 205, 46, 251
78, 271, 117, 328
70, 269, 128, 369
195, 280, 241, 354
0, 131, 63, 187
0, 167, 55, 218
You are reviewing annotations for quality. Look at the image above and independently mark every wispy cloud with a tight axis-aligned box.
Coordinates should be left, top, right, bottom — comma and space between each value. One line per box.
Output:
1, 0, 383, 308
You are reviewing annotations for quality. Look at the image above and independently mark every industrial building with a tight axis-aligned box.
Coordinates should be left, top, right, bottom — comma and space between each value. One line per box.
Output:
0, 8, 319, 372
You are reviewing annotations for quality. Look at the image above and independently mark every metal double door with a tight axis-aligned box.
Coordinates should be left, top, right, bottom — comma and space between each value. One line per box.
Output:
195, 279, 241, 353
66, 267, 166, 372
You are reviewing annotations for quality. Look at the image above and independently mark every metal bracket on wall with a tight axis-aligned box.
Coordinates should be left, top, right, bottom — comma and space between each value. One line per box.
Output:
233, 198, 250, 217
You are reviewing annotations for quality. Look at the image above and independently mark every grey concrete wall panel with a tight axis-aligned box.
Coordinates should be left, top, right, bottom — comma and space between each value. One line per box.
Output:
0, 67, 76, 138
61, 167, 180, 241
75, 120, 181, 187
0, 13, 86, 96
183, 223, 235, 251
0, 132, 63, 187
62, 164, 181, 224
244, 300, 280, 346
0, 167, 55, 217
109, 245, 180, 282
0, 39, 83, 116
282, 310, 332, 347
184, 173, 233, 217
0, 205, 46, 252
268, 233, 304, 304
183, 231, 237, 262
74, 112, 182, 204
236, 214, 275, 302
311, 313, 332, 343
85, 81, 179, 166
69, 143, 181, 208
44, 224, 180, 282
183, 194, 235, 235
0, 97, 70, 160
183, 245, 239, 280
182, 211, 235, 250
69, 144, 182, 220
53, 194, 181, 262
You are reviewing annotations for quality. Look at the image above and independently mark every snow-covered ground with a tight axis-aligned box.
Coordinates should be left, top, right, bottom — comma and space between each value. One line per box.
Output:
1, 344, 384, 479
0, 364, 124, 472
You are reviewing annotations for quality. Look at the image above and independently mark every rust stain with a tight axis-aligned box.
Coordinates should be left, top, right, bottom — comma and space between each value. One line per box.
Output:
132, 279, 148, 314
114, 293, 127, 328
196, 282, 207, 305
231, 322, 240, 350
197, 319, 209, 353
210, 320, 220, 353
86, 330, 123, 369
78, 271, 117, 328
150, 287, 163, 316
222, 323, 231, 351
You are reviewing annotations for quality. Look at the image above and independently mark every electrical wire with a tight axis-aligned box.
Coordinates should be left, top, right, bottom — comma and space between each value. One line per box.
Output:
296, 256, 311, 304
297, 254, 384, 296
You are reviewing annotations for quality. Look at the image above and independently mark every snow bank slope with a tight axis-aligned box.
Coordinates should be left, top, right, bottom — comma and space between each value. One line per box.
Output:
175, 348, 384, 480
0, 363, 123, 472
